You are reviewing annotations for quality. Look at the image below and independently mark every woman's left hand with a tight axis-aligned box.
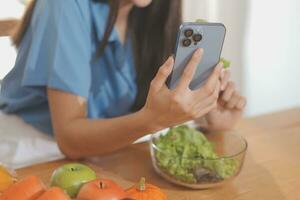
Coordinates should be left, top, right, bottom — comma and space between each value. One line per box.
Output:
196, 69, 247, 131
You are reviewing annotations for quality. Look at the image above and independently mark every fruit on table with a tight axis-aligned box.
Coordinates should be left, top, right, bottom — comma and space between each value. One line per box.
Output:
77, 179, 127, 200
35, 187, 70, 200
0, 176, 45, 200
50, 163, 97, 198
126, 177, 167, 200
0, 165, 16, 193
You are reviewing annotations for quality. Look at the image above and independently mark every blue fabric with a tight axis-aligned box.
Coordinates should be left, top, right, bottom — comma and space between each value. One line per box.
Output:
0, 0, 137, 135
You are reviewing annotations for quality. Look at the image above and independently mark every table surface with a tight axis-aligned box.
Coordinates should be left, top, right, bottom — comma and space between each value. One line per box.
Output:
17, 108, 300, 200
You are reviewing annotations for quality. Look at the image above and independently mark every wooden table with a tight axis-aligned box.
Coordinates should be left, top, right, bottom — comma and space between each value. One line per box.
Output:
17, 108, 300, 200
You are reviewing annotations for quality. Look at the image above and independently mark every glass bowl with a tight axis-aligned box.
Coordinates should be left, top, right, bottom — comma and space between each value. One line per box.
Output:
149, 126, 247, 189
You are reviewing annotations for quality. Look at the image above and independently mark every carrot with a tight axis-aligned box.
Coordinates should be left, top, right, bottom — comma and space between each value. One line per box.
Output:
0, 176, 45, 200
35, 187, 70, 200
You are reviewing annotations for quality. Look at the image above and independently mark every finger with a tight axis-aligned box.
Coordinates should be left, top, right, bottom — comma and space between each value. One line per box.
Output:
194, 100, 218, 119
236, 96, 247, 110
226, 92, 241, 109
193, 80, 220, 109
221, 81, 235, 102
198, 62, 223, 97
176, 48, 204, 91
220, 69, 230, 91
150, 56, 174, 92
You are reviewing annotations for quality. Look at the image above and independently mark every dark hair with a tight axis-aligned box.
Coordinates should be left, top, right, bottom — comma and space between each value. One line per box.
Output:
96, 0, 182, 110
13, 0, 182, 111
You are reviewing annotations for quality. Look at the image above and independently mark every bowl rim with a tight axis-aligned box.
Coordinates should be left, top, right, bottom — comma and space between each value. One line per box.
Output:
150, 130, 248, 160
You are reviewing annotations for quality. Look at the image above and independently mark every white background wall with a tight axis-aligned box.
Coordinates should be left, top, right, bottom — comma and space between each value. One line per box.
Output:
183, 0, 300, 116
244, 0, 300, 116
0, 37, 16, 80
1, 0, 300, 116
0, 0, 23, 79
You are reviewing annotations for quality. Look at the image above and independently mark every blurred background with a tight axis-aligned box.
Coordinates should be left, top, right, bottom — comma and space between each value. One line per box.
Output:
0, 0, 300, 117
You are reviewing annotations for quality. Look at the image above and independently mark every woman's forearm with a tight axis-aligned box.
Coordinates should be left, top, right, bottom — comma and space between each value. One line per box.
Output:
56, 108, 161, 159
48, 55, 223, 159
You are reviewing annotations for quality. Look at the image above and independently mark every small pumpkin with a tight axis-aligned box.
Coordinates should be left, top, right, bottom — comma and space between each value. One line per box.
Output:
126, 178, 167, 200
0, 176, 45, 200
35, 187, 70, 200
0, 165, 17, 193
77, 179, 127, 200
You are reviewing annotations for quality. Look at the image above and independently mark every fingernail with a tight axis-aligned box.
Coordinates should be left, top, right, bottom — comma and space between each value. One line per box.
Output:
219, 62, 224, 69
195, 48, 203, 58
221, 69, 225, 79
217, 63, 223, 74
221, 84, 225, 91
166, 56, 173, 66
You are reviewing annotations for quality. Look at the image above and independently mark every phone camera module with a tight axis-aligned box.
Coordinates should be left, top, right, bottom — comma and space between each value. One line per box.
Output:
182, 38, 192, 47
193, 34, 202, 42
184, 29, 194, 37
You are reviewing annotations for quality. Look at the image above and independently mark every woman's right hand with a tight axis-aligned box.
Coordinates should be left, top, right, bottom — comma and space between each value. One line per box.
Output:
142, 48, 223, 129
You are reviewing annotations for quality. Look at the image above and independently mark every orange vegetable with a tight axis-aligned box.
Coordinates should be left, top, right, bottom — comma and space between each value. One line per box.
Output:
77, 179, 127, 200
0, 165, 16, 193
72, 198, 87, 200
35, 187, 70, 200
126, 177, 168, 200
0, 176, 45, 200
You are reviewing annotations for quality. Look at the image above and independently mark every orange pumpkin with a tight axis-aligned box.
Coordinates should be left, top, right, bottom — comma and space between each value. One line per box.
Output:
0, 165, 16, 193
35, 187, 70, 200
77, 179, 127, 200
126, 178, 167, 200
0, 176, 45, 200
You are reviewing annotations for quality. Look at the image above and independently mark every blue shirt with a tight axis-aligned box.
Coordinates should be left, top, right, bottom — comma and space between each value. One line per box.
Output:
0, 0, 137, 135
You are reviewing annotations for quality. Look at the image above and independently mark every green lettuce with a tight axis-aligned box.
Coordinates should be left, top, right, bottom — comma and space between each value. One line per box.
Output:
154, 125, 239, 183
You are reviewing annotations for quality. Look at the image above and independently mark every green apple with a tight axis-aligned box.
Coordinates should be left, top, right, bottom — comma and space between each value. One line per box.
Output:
50, 163, 97, 198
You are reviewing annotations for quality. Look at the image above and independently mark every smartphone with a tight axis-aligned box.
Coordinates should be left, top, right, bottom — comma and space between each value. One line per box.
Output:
167, 22, 226, 90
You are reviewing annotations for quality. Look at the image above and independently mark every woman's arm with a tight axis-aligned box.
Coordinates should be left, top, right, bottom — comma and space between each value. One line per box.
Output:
48, 88, 160, 159
49, 49, 222, 159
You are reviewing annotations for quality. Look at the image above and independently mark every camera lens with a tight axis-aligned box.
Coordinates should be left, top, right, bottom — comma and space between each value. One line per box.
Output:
182, 38, 192, 47
184, 29, 194, 37
193, 34, 202, 42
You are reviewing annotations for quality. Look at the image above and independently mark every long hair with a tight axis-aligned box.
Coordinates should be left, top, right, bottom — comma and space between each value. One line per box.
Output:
12, 0, 182, 111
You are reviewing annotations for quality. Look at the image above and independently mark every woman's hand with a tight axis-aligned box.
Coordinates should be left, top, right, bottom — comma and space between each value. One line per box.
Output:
196, 70, 247, 131
142, 48, 223, 130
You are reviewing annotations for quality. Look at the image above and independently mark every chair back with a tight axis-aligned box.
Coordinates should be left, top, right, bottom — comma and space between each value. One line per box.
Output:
0, 19, 19, 37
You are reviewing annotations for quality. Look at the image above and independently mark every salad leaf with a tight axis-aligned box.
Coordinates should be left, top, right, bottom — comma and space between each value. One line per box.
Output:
220, 58, 231, 69
195, 19, 208, 23
154, 125, 238, 183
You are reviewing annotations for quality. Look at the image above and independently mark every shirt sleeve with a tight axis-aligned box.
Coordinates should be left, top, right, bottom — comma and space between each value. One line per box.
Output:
21, 0, 92, 98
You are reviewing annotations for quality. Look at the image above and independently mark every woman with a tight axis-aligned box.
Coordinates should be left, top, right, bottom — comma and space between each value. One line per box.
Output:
0, 0, 246, 159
